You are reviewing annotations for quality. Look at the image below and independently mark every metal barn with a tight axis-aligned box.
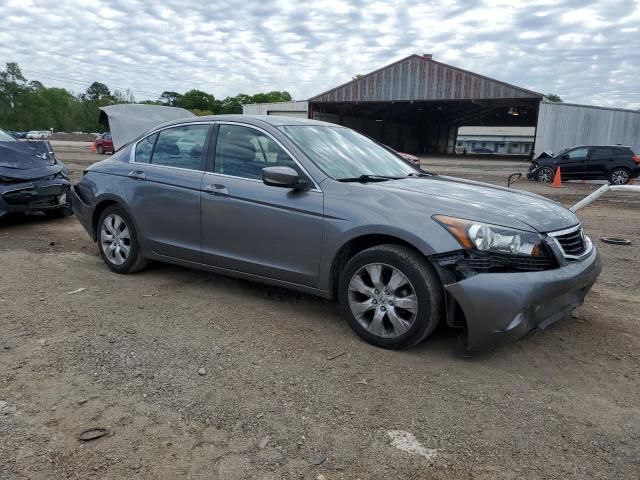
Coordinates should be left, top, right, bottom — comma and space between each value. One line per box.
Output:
243, 54, 640, 156
307, 54, 542, 154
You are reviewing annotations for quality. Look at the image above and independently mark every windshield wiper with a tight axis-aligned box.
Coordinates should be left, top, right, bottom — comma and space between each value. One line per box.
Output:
336, 174, 402, 183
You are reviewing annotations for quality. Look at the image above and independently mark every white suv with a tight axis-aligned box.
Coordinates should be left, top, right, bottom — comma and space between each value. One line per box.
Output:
26, 130, 51, 139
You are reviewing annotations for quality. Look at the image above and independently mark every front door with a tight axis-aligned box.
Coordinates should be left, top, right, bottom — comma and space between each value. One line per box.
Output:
124, 123, 211, 262
556, 147, 589, 179
200, 123, 324, 287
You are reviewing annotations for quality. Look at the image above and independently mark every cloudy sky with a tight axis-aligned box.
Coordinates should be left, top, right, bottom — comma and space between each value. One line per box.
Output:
1, 0, 639, 108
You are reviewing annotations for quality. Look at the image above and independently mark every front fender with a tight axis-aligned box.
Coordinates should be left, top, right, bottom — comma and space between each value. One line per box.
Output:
317, 220, 461, 295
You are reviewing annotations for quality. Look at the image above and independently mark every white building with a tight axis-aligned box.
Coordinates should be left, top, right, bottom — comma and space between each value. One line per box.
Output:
242, 101, 308, 118
456, 126, 534, 155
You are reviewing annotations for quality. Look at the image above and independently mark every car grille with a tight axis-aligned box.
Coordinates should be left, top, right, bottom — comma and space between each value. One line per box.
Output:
460, 253, 556, 272
550, 227, 587, 258
432, 250, 556, 273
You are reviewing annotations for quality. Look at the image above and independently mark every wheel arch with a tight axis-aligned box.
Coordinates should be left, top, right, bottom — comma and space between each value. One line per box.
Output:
328, 233, 427, 300
91, 195, 138, 240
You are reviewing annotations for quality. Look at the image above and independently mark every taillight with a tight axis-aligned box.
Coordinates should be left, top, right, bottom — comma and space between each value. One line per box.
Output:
632, 155, 640, 164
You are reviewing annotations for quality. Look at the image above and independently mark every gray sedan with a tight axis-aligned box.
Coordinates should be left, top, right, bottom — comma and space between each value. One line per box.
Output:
71, 115, 601, 353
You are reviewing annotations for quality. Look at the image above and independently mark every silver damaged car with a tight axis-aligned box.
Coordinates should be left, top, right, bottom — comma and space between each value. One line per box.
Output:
71, 115, 602, 353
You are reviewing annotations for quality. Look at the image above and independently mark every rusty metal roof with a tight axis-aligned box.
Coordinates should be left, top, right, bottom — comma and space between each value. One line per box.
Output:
309, 55, 543, 103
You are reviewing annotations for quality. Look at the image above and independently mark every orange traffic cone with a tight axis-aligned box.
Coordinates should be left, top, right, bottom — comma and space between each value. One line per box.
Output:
91, 142, 96, 153
552, 166, 562, 188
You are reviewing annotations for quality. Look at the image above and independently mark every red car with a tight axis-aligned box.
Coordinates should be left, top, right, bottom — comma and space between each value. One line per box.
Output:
93, 132, 114, 154
396, 150, 420, 167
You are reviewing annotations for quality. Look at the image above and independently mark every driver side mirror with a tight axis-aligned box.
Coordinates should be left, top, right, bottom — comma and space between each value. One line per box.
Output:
561, 154, 569, 160
262, 166, 309, 190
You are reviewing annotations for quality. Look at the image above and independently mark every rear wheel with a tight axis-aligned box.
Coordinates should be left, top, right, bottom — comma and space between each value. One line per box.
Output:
97, 205, 147, 274
338, 245, 443, 349
535, 166, 554, 183
609, 167, 630, 185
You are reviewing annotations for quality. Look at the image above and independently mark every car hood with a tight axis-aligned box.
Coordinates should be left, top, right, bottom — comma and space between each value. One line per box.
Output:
100, 104, 195, 150
375, 175, 579, 233
0, 141, 67, 181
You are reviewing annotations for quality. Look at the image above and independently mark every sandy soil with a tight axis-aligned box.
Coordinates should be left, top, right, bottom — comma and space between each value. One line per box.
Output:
1, 143, 638, 479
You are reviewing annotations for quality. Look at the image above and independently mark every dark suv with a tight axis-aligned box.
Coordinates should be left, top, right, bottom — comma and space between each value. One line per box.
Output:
528, 145, 640, 185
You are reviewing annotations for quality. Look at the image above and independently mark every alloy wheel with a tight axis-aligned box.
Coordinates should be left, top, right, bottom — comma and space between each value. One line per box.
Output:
536, 167, 553, 183
610, 169, 629, 185
347, 263, 418, 338
100, 214, 131, 265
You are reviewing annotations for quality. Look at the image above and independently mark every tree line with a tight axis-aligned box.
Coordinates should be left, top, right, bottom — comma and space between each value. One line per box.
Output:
0, 62, 292, 133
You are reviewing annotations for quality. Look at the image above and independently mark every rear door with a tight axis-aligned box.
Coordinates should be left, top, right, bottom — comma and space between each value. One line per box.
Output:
200, 122, 324, 287
557, 147, 589, 179
586, 147, 613, 179
124, 123, 211, 262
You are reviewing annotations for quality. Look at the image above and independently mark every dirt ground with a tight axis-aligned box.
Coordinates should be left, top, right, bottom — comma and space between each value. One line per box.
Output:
1, 142, 638, 479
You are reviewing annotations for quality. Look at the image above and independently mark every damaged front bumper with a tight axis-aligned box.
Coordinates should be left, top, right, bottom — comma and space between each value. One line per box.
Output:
439, 246, 602, 353
0, 178, 71, 217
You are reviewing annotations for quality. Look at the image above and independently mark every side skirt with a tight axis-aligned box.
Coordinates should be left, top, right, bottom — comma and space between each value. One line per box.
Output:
144, 251, 333, 300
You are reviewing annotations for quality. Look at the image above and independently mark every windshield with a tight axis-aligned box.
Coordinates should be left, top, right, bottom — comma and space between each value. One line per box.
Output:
0, 129, 16, 142
280, 125, 417, 179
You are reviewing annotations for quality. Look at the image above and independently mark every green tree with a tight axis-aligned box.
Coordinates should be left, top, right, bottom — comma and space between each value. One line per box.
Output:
247, 91, 292, 104
216, 94, 252, 114
29, 80, 45, 91
546, 93, 563, 103
177, 89, 216, 112
0, 62, 304, 131
112, 89, 136, 104
84, 82, 112, 102
159, 91, 182, 106
0, 62, 28, 127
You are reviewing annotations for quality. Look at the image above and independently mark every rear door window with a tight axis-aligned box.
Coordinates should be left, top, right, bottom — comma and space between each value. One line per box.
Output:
134, 133, 158, 163
150, 124, 210, 170
589, 147, 607, 160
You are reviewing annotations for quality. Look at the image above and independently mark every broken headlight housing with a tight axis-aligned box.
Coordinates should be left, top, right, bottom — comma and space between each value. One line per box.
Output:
434, 215, 547, 257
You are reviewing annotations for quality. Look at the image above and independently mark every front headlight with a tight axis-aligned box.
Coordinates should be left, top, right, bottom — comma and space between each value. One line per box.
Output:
434, 215, 546, 257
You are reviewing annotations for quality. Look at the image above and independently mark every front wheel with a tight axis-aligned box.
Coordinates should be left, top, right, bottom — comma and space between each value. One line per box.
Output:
338, 245, 443, 349
97, 144, 104, 155
609, 168, 630, 185
535, 166, 554, 183
97, 205, 147, 274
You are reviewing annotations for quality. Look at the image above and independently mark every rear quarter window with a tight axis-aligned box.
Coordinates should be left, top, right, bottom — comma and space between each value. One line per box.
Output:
134, 133, 158, 163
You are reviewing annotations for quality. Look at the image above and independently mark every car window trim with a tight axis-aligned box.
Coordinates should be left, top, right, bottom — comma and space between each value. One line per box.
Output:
129, 122, 214, 173
207, 120, 322, 192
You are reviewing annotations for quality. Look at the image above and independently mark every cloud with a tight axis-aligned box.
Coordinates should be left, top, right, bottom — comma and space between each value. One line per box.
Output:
0, 0, 638, 109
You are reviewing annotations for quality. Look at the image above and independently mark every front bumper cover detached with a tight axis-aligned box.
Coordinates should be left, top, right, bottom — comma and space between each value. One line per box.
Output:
445, 246, 602, 353
0, 178, 71, 218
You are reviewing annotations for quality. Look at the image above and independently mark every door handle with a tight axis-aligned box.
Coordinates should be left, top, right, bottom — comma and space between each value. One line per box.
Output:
203, 184, 229, 196
127, 170, 146, 180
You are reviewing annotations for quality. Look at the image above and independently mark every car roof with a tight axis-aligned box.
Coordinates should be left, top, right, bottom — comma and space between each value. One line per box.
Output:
158, 114, 336, 129
574, 145, 631, 149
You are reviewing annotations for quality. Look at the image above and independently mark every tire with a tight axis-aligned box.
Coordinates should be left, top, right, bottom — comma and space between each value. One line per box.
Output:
338, 244, 443, 349
608, 167, 630, 185
97, 144, 104, 155
535, 166, 554, 183
97, 205, 147, 274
